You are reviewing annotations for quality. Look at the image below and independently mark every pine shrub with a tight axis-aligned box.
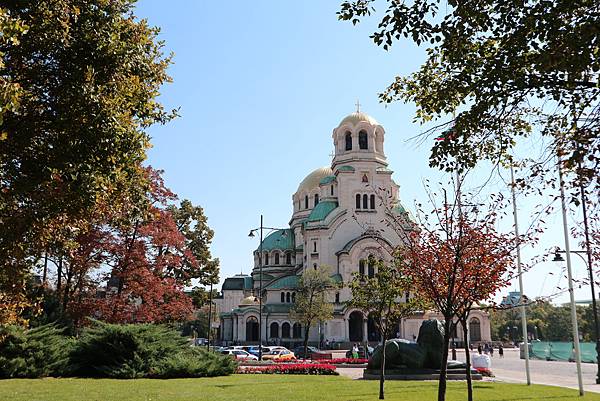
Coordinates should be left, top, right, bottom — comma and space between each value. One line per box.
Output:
0, 324, 73, 378
150, 347, 236, 378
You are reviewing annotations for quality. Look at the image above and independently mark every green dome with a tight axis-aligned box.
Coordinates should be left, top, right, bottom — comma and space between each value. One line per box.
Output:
257, 229, 295, 252
339, 111, 379, 127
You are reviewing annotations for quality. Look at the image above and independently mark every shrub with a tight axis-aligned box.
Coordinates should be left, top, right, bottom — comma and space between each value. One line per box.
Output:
150, 347, 237, 378
0, 324, 73, 378
69, 321, 191, 378
238, 363, 338, 375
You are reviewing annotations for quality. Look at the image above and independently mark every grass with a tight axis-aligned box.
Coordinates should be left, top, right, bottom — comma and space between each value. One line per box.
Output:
0, 375, 599, 401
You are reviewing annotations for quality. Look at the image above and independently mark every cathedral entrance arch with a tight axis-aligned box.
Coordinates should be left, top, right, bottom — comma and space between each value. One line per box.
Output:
348, 311, 363, 342
246, 316, 259, 342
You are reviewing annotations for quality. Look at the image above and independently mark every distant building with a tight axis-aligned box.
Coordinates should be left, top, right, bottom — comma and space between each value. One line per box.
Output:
214, 111, 491, 347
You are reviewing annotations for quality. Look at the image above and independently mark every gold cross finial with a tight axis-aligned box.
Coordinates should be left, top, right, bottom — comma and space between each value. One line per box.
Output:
355, 99, 361, 113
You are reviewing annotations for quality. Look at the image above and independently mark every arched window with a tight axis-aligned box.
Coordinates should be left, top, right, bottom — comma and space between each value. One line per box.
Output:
370, 194, 375, 209
264, 252, 269, 266
313, 241, 317, 253
368, 255, 375, 278
362, 194, 368, 209
270, 322, 279, 338
286, 292, 291, 303
359, 260, 365, 276
282, 322, 291, 338
305, 195, 308, 209
331, 185, 334, 196
246, 317, 259, 342
291, 292, 296, 303
356, 194, 361, 209
275, 252, 280, 265
345, 131, 352, 151
469, 318, 481, 342
335, 292, 340, 303
293, 323, 302, 338
314, 194, 319, 206
359, 130, 368, 149
281, 292, 285, 303
285, 252, 292, 265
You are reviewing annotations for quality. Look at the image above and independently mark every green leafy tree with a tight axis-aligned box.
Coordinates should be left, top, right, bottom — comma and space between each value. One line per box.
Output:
339, 0, 599, 191
168, 200, 220, 286
0, 0, 176, 325
291, 266, 336, 358
347, 259, 422, 400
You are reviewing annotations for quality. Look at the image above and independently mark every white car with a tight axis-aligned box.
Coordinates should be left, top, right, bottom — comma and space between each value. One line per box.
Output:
220, 349, 258, 361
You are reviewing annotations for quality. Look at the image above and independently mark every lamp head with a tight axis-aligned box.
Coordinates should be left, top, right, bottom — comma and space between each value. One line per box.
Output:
552, 250, 565, 262
248, 230, 256, 238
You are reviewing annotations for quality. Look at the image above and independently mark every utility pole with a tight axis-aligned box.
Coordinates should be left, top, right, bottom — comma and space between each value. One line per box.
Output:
510, 164, 531, 385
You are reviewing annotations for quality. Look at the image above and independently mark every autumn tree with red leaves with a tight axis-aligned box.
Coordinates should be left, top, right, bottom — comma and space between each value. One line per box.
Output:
396, 188, 518, 401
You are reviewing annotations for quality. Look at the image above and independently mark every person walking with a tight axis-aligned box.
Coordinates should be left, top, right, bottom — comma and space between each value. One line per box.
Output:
498, 344, 504, 358
490, 344, 494, 357
477, 344, 483, 354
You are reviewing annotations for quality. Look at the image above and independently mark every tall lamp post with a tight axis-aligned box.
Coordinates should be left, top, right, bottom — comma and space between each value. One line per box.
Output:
248, 215, 287, 361
553, 248, 600, 384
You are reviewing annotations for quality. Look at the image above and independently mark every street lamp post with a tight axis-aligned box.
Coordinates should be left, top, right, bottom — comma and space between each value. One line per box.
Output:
553, 248, 600, 384
248, 215, 287, 361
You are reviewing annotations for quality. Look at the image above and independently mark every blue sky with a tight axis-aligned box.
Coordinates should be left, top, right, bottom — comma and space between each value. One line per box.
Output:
135, 1, 591, 305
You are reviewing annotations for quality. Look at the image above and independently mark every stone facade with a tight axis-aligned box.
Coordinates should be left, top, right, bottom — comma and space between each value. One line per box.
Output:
214, 111, 491, 347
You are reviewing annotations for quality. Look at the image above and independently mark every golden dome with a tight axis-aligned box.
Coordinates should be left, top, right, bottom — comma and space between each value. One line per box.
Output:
338, 111, 379, 127
296, 166, 333, 194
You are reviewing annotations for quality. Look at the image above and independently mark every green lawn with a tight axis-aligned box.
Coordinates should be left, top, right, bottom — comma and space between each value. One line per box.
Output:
0, 375, 598, 401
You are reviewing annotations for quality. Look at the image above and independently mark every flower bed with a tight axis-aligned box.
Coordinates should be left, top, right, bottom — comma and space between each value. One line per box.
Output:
238, 363, 338, 375
474, 367, 494, 377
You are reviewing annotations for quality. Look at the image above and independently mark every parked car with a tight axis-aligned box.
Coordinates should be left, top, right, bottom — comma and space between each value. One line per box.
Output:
345, 345, 374, 359
293, 345, 328, 359
261, 348, 296, 361
219, 349, 258, 361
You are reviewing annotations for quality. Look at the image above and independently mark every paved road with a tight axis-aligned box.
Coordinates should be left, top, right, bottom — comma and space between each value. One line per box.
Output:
337, 348, 600, 394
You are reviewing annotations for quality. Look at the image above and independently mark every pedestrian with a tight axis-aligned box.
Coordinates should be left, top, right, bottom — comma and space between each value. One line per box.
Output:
352, 343, 359, 359
325, 338, 330, 349
490, 344, 494, 357
477, 344, 482, 354
451, 343, 457, 361
499, 344, 504, 358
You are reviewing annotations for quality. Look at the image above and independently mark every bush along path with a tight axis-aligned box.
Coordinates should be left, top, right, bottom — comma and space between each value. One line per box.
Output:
0, 321, 236, 379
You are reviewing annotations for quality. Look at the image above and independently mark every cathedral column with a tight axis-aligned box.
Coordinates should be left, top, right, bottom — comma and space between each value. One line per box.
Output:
363, 317, 368, 342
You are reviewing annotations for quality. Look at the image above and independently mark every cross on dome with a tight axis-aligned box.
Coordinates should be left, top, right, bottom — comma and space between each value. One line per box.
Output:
355, 99, 361, 113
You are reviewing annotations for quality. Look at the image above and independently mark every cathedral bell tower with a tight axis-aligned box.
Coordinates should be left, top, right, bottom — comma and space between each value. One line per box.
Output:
331, 106, 387, 169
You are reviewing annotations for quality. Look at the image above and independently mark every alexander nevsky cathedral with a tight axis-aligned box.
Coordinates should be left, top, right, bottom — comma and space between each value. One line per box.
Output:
214, 110, 491, 348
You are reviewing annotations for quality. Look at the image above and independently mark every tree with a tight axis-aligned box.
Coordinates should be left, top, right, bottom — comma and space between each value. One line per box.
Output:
397, 196, 517, 401
347, 259, 423, 400
291, 266, 336, 358
0, 0, 176, 325
339, 0, 599, 193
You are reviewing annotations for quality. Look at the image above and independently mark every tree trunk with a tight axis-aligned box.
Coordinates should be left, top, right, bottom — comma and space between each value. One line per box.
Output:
303, 324, 311, 360
379, 333, 387, 400
461, 319, 473, 401
56, 255, 63, 294
42, 252, 48, 284
437, 318, 452, 401
62, 263, 73, 311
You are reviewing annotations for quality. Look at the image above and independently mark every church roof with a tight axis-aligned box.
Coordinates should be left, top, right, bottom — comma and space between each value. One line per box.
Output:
222, 275, 253, 291
266, 275, 299, 289
319, 175, 336, 185
307, 201, 338, 222
338, 111, 379, 127
337, 165, 355, 172
297, 167, 333, 194
258, 229, 295, 252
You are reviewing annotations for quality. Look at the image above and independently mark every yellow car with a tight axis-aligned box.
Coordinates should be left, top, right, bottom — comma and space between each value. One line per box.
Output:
262, 349, 296, 361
